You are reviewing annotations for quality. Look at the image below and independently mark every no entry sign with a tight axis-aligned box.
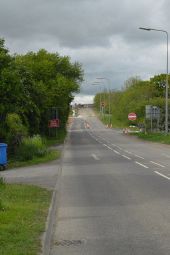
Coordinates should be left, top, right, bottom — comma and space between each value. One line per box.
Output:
128, 112, 137, 121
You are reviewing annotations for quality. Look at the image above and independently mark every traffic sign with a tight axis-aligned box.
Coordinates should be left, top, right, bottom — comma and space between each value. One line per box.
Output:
128, 112, 137, 121
48, 119, 60, 128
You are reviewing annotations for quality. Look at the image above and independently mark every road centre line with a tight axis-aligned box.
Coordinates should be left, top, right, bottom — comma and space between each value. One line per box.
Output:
150, 161, 165, 168
134, 154, 145, 159
124, 150, 132, 154
113, 150, 120, 155
91, 154, 100, 160
121, 155, 132, 160
135, 161, 149, 168
154, 171, 170, 180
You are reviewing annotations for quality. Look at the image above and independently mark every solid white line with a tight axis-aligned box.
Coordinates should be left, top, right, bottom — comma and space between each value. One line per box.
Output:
154, 171, 170, 180
122, 155, 131, 160
134, 154, 145, 159
150, 161, 165, 168
113, 150, 120, 155
135, 161, 149, 168
91, 154, 100, 160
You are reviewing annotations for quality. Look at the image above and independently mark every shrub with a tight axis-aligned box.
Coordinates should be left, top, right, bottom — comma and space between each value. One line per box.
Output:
16, 135, 47, 161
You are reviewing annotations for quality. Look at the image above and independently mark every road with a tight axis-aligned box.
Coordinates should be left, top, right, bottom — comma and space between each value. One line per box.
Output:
50, 108, 170, 255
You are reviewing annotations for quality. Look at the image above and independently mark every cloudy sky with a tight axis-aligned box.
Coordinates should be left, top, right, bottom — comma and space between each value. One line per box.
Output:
0, 0, 169, 103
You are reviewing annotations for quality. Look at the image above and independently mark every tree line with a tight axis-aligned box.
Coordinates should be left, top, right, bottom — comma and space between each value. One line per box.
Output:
94, 75, 170, 130
0, 38, 83, 149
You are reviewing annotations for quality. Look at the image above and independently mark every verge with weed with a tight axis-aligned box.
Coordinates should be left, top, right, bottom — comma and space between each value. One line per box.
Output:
0, 182, 52, 255
132, 132, 170, 144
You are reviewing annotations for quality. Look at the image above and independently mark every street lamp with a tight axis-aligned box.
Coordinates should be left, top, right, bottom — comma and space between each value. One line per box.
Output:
96, 77, 111, 126
91, 82, 102, 113
139, 27, 169, 134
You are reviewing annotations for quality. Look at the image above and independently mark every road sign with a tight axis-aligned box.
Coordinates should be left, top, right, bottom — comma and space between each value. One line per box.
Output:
48, 119, 60, 128
128, 112, 137, 121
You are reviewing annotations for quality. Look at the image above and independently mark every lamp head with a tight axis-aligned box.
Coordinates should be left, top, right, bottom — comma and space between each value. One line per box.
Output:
139, 27, 151, 31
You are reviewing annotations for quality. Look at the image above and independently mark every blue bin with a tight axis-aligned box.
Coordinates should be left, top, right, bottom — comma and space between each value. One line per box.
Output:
0, 143, 7, 166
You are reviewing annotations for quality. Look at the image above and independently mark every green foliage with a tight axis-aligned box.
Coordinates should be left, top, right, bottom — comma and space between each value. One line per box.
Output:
0, 38, 83, 152
5, 113, 27, 154
16, 135, 47, 161
94, 75, 169, 129
8, 150, 60, 169
134, 132, 170, 144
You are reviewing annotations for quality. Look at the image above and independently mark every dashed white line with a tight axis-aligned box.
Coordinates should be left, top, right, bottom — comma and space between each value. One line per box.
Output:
91, 154, 100, 160
150, 161, 165, 168
113, 150, 120, 155
134, 154, 145, 159
154, 171, 170, 180
121, 155, 132, 160
124, 150, 132, 154
135, 161, 149, 168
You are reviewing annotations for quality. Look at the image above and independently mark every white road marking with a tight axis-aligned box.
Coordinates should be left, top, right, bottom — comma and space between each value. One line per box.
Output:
154, 171, 170, 180
121, 155, 132, 160
135, 161, 149, 168
124, 150, 132, 154
113, 150, 120, 155
91, 154, 100, 160
150, 161, 165, 168
115, 145, 122, 150
103, 144, 113, 150
134, 154, 145, 159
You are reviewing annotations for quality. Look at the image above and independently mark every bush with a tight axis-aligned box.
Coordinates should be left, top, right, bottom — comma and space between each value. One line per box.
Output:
16, 135, 47, 161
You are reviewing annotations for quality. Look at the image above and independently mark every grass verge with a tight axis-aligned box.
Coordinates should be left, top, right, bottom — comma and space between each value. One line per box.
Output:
45, 129, 67, 146
132, 132, 170, 144
8, 150, 60, 169
0, 182, 52, 255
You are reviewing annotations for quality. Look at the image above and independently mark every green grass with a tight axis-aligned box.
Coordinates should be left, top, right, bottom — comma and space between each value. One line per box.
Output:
8, 150, 60, 169
133, 132, 170, 144
45, 129, 67, 146
0, 182, 52, 255
98, 113, 127, 128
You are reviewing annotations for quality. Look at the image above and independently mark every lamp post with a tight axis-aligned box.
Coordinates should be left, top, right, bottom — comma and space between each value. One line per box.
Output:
139, 27, 169, 134
91, 82, 102, 113
96, 77, 111, 126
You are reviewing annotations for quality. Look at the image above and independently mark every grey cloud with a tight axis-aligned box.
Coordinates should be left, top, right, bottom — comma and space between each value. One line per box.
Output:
0, 0, 170, 101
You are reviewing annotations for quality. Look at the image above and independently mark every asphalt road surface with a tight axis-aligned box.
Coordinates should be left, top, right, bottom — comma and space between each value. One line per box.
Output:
50, 108, 170, 255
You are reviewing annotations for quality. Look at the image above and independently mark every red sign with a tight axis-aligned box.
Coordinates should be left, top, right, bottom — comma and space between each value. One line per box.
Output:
48, 119, 60, 128
128, 112, 137, 121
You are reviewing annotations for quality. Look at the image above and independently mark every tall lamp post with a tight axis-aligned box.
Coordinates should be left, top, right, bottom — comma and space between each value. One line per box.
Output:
139, 27, 169, 134
96, 77, 111, 126
91, 82, 102, 113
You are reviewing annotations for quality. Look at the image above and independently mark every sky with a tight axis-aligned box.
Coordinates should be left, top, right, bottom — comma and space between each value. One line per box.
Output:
0, 0, 169, 103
